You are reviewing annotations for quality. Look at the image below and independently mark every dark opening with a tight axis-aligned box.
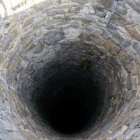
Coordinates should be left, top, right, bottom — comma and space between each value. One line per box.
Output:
32, 63, 104, 135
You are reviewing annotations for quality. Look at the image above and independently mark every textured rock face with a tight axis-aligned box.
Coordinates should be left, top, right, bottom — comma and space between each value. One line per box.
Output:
0, 0, 140, 139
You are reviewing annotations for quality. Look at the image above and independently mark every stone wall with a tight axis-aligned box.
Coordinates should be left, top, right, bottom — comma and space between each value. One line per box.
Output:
0, 0, 140, 139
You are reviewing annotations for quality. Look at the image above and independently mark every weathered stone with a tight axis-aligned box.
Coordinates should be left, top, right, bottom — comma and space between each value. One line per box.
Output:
97, 0, 113, 9
22, 17, 33, 28
111, 14, 130, 26
108, 125, 128, 140
125, 61, 138, 75
80, 3, 95, 14
68, 6, 81, 13
95, 11, 106, 18
127, 0, 140, 13
64, 27, 82, 39
116, 3, 128, 15
0, 0, 140, 140
103, 41, 121, 55
0, 53, 4, 65
43, 30, 65, 45
32, 47, 43, 54
132, 41, 140, 54
121, 39, 131, 48
125, 25, 140, 41
71, 0, 89, 4
1, 34, 10, 51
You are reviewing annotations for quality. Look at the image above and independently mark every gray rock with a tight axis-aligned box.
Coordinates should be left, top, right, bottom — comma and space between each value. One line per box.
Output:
0, 0, 140, 140
43, 30, 65, 46
1, 34, 10, 51
132, 41, 140, 54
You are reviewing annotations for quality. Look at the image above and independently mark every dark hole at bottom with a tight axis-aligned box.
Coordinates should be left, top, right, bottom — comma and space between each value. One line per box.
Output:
32, 64, 104, 135
49, 94, 89, 134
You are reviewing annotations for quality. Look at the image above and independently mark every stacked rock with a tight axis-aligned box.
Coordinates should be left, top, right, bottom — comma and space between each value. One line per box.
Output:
0, 0, 140, 139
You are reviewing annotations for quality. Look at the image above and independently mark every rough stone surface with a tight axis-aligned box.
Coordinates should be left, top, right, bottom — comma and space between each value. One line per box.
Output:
0, 0, 140, 140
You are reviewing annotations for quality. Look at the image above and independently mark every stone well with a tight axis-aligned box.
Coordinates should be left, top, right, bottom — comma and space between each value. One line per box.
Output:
0, 0, 140, 139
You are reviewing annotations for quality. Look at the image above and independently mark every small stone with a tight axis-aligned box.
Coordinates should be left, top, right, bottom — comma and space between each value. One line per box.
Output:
33, 45, 44, 54
1, 34, 10, 51
111, 14, 129, 26
68, 6, 81, 13
4, 21, 10, 28
125, 25, 140, 41
43, 30, 65, 45
127, 74, 132, 90
131, 75, 139, 90
21, 59, 28, 69
121, 39, 131, 48
132, 41, 140, 54
55, 9, 65, 14
127, 0, 140, 13
99, 0, 113, 9
22, 17, 33, 28
95, 11, 106, 18
0, 53, 4, 65
125, 129, 138, 140
71, 0, 89, 4
108, 125, 128, 139
80, 3, 95, 14
6, 129, 14, 133
64, 27, 82, 39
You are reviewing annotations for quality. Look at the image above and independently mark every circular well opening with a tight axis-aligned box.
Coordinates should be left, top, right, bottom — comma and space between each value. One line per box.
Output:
32, 63, 105, 135
17, 42, 123, 139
